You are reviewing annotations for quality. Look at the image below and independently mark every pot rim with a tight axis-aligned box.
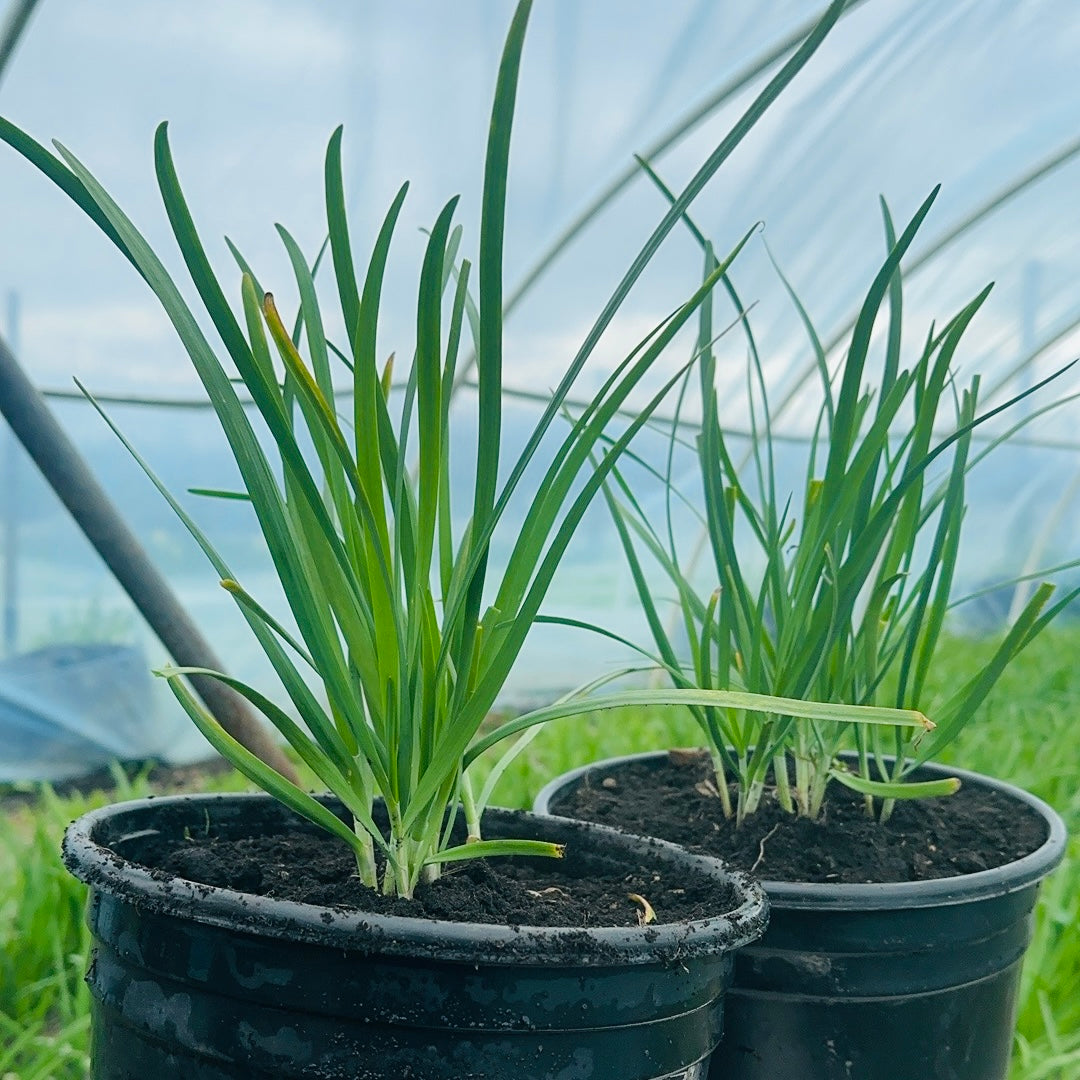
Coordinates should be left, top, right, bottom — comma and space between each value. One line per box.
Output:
63, 792, 769, 965
532, 751, 1067, 911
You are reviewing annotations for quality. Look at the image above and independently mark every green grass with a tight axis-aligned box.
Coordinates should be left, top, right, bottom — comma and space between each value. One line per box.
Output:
0, 765, 253, 1080
3, 628, 1079, 1078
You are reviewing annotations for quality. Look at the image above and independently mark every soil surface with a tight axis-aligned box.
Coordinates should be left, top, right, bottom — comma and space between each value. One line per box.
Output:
137, 824, 740, 928
550, 751, 1049, 884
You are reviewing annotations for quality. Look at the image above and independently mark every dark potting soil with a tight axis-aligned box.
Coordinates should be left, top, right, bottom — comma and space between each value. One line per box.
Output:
550, 751, 1050, 884
138, 824, 738, 928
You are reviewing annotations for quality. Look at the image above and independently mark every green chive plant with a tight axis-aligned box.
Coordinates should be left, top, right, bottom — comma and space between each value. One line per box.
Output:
594, 182, 1080, 826
0, 0, 927, 897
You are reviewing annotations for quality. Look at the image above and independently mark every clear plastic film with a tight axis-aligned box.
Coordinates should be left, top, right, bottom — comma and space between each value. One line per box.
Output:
0, 1, 1076, 770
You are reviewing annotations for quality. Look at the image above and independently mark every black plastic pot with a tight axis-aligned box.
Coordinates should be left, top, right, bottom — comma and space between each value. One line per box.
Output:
63, 793, 768, 1080
534, 752, 1066, 1080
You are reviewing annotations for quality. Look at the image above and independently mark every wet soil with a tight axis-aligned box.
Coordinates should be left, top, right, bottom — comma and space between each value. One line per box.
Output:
550, 751, 1049, 884
136, 821, 739, 928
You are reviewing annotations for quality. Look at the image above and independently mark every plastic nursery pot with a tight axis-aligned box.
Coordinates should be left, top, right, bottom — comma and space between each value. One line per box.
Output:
534, 752, 1066, 1080
63, 793, 768, 1080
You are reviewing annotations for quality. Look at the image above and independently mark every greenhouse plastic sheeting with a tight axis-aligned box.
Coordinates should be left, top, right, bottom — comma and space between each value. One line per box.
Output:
0, 1, 1078, 770
0, 642, 159, 781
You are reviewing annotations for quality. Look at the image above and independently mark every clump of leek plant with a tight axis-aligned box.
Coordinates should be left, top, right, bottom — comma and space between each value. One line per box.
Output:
596, 182, 1079, 826
0, 0, 921, 896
